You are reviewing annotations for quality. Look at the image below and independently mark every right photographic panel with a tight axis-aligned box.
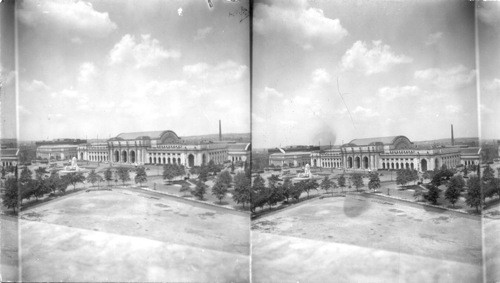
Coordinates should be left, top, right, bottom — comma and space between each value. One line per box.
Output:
251, 0, 486, 281
478, 2, 500, 283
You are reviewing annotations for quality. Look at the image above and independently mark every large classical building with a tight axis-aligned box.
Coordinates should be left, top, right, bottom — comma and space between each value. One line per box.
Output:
76, 130, 249, 167
35, 139, 85, 161
294, 135, 464, 172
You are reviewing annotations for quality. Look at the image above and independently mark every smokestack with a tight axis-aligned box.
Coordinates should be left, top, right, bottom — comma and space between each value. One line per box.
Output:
219, 120, 222, 141
451, 124, 454, 146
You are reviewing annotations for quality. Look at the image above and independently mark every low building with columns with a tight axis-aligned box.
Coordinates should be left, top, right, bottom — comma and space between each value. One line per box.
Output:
77, 130, 228, 167
311, 136, 462, 172
227, 143, 251, 163
459, 147, 481, 166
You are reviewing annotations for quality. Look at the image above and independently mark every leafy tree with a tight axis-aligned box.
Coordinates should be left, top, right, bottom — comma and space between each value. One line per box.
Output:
19, 167, 33, 184
211, 180, 228, 204
396, 169, 410, 187
281, 178, 293, 201
134, 167, 148, 187
267, 174, 280, 189
197, 164, 209, 182
338, 175, 346, 192
2, 177, 18, 212
33, 178, 50, 200
465, 176, 482, 213
483, 178, 500, 200
445, 179, 462, 208
231, 162, 235, 173
20, 180, 35, 204
424, 184, 440, 205
63, 172, 85, 190
368, 172, 381, 191
233, 172, 251, 208
267, 184, 284, 208
351, 173, 364, 191
191, 180, 207, 200
303, 179, 319, 198
46, 171, 61, 194
483, 165, 495, 184
34, 166, 48, 180
463, 166, 468, 177
218, 170, 233, 187
116, 167, 130, 185
163, 164, 179, 182
251, 175, 269, 211
87, 170, 103, 188
431, 167, 454, 186
290, 182, 303, 201
179, 183, 191, 196
320, 176, 334, 196
104, 168, 113, 187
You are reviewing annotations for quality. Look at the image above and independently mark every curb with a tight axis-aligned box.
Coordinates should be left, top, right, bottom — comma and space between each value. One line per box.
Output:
136, 186, 250, 214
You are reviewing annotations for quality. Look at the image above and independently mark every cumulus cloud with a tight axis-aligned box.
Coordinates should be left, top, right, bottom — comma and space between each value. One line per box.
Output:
425, 32, 443, 46
18, 0, 117, 38
77, 62, 97, 84
183, 60, 247, 85
352, 106, 379, 118
341, 40, 412, 75
194, 27, 213, 41
21, 79, 50, 93
484, 78, 500, 91
445, 104, 462, 114
377, 85, 420, 100
414, 65, 476, 90
259, 87, 284, 100
254, 0, 348, 49
311, 68, 331, 84
109, 34, 181, 68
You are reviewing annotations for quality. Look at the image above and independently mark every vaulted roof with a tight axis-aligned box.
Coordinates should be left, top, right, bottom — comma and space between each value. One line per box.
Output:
345, 136, 412, 147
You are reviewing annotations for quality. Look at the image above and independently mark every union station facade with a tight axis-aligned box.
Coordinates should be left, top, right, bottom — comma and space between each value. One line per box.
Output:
77, 130, 249, 167
310, 136, 462, 172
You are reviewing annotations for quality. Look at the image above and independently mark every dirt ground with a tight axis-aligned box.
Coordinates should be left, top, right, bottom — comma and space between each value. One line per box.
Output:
484, 202, 500, 283
1, 215, 18, 282
19, 189, 250, 282
252, 195, 482, 282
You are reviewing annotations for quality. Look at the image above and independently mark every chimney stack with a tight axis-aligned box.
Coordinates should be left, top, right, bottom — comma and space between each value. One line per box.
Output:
219, 120, 222, 141
451, 124, 454, 146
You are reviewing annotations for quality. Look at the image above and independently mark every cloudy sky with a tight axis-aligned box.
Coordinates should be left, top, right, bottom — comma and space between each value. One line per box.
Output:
478, 1, 500, 140
252, 0, 479, 148
17, 0, 250, 141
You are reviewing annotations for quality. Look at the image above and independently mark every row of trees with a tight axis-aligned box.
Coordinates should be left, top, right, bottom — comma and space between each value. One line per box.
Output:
249, 173, 382, 212
2, 166, 149, 213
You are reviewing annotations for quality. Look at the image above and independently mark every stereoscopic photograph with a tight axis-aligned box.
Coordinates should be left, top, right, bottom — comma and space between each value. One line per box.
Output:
1, 0, 499, 282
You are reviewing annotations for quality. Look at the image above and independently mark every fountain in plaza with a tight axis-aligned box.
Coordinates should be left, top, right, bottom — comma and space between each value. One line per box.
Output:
59, 157, 88, 174
292, 164, 315, 181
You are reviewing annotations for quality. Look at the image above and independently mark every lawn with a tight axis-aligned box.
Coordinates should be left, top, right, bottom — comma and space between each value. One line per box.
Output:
19, 189, 250, 282
251, 195, 482, 282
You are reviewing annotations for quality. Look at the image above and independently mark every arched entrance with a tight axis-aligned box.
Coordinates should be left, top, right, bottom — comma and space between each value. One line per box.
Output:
421, 159, 428, 172
122, 150, 127, 163
354, 157, 360, 169
80, 152, 84, 160
188, 154, 195, 167
313, 159, 317, 167
202, 154, 206, 165
434, 158, 440, 170
363, 156, 369, 169
347, 157, 353, 168
130, 151, 136, 163
114, 150, 119, 163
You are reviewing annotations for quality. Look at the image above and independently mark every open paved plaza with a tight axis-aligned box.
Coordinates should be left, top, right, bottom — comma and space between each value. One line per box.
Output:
19, 189, 250, 282
252, 195, 482, 282
484, 202, 500, 283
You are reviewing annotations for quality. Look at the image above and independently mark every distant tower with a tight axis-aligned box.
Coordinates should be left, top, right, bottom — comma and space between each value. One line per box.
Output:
219, 120, 222, 141
451, 124, 455, 146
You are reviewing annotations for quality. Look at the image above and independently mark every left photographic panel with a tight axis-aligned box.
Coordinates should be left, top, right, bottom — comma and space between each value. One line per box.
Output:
1, 0, 20, 282
14, 0, 251, 282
